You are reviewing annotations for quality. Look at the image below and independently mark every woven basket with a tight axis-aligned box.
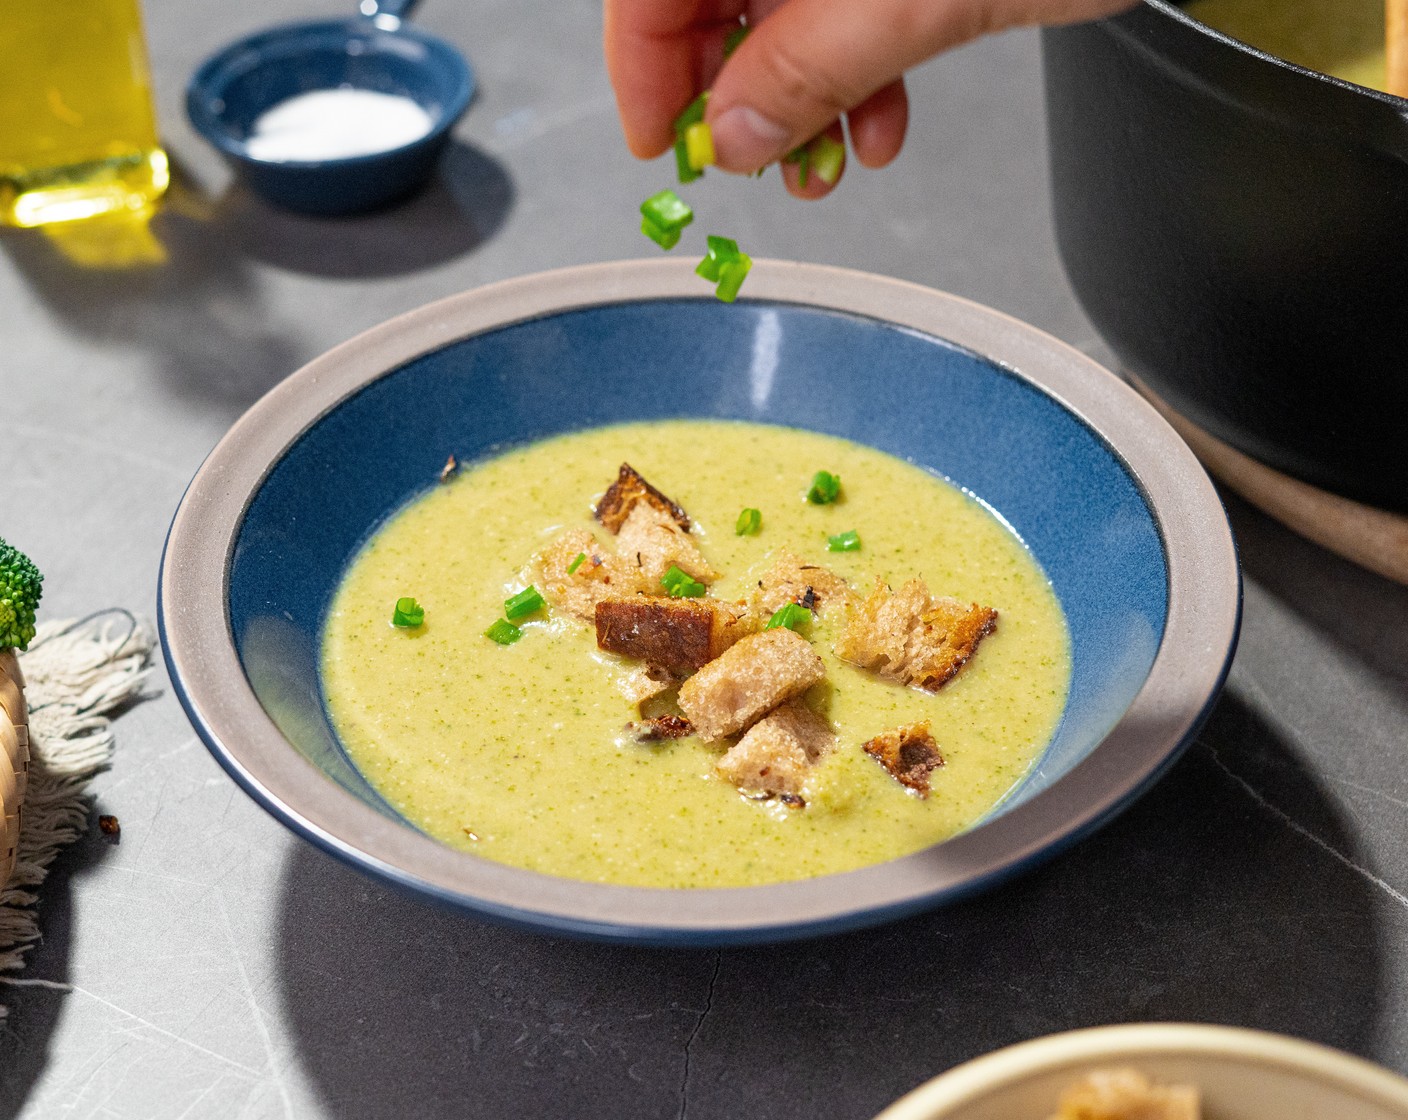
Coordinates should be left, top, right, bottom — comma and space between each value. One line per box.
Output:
0, 649, 27, 887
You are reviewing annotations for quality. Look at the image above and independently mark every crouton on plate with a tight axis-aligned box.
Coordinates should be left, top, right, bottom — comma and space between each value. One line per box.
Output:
716, 698, 835, 799
677, 629, 826, 742
1050, 1067, 1200, 1120
863, 721, 944, 796
596, 596, 752, 675
836, 577, 997, 691
614, 502, 718, 587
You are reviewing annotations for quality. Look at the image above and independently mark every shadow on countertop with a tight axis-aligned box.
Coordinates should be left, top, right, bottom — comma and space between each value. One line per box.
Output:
0, 141, 514, 415
272, 684, 1390, 1120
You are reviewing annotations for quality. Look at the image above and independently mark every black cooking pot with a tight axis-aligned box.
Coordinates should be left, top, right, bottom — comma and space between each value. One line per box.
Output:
1043, 2, 1408, 513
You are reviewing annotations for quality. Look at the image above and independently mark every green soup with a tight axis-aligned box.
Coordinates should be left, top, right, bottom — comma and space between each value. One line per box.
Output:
321, 421, 1070, 888
1185, 0, 1387, 91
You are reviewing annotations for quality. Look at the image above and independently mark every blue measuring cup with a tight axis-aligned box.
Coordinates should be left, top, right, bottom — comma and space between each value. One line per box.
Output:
186, 0, 474, 215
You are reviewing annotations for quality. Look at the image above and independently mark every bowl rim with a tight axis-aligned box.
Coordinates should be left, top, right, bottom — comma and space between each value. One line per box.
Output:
871, 1023, 1408, 1118
184, 16, 476, 168
158, 258, 1240, 945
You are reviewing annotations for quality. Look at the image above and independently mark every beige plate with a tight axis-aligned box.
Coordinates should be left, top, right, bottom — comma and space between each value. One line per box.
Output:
874, 1024, 1408, 1120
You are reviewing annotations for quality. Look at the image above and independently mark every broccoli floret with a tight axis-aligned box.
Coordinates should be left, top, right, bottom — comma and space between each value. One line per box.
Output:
0, 536, 43, 651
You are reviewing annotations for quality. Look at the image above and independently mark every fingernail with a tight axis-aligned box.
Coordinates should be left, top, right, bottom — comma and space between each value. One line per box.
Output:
709, 106, 793, 171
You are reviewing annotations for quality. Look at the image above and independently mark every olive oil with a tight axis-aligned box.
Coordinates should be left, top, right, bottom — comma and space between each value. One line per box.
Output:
0, 0, 169, 227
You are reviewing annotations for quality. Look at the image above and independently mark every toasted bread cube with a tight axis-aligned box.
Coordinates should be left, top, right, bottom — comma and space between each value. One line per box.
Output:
863, 721, 944, 797
716, 699, 834, 798
1051, 1068, 1200, 1120
534, 529, 652, 621
615, 503, 719, 588
836, 577, 997, 691
677, 629, 826, 742
596, 596, 752, 674
595, 463, 691, 533
615, 664, 677, 708
752, 549, 853, 618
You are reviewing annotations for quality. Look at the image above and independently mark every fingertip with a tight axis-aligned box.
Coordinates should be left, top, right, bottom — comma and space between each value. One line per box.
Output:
847, 81, 908, 169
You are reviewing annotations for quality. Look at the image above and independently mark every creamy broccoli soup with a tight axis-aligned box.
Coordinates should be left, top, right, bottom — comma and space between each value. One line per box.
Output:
321, 420, 1069, 888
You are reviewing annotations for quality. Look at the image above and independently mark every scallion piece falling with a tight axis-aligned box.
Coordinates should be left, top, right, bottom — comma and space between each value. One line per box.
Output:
640, 189, 694, 250
566, 551, 587, 575
392, 597, 425, 628
696, 235, 753, 302
735, 507, 762, 535
806, 470, 841, 504
827, 529, 861, 552
504, 585, 545, 621
661, 565, 707, 598
764, 602, 812, 632
484, 618, 522, 645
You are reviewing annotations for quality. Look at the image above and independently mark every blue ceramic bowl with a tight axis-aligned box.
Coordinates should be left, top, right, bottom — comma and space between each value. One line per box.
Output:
159, 260, 1240, 944
185, 14, 474, 215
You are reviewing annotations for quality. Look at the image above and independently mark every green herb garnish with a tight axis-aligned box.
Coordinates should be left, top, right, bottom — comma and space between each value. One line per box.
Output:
661, 565, 707, 598
806, 470, 841, 504
504, 586, 545, 620
391, 597, 424, 628
640, 189, 694, 250
566, 551, 587, 575
764, 602, 812, 631
827, 529, 861, 552
484, 618, 522, 645
783, 144, 811, 188
696, 235, 753, 302
810, 134, 845, 185
735, 507, 762, 535
673, 91, 709, 183
723, 23, 750, 58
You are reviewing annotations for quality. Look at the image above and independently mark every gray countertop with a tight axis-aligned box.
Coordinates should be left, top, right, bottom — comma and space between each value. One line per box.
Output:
4, 1, 1408, 1116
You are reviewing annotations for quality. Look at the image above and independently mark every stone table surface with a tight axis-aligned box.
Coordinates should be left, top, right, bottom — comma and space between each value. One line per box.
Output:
3, 1, 1407, 1117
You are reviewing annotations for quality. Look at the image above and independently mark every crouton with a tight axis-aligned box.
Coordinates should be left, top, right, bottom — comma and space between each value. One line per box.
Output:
716, 699, 835, 799
615, 664, 677, 708
677, 629, 826, 742
615, 502, 719, 587
1050, 1068, 1200, 1120
836, 577, 997, 691
533, 528, 655, 621
595, 463, 691, 533
596, 596, 752, 675
625, 714, 694, 742
863, 721, 944, 796
752, 549, 853, 618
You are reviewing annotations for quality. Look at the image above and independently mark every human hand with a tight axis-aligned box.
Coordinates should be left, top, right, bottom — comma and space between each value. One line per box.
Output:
604, 0, 1137, 198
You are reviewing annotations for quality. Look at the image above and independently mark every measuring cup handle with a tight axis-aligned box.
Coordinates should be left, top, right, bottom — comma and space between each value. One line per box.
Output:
359, 0, 422, 21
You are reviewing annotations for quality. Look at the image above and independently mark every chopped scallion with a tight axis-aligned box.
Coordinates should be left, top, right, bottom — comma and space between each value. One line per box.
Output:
641, 189, 694, 232
783, 145, 811, 188
827, 529, 861, 552
765, 602, 813, 631
723, 23, 750, 58
735, 507, 762, 535
673, 92, 710, 183
806, 470, 841, 504
484, 618, 522, 645
810, 134, 845, 185
641, 216, 683, 250
504, 586, 545, 620
714, 254, 752, 302
696, 235, 752, 301
684, 121, 715, 170
391, 597, 424, 628
566, 552, 586, 575
661, 565, 707, 598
